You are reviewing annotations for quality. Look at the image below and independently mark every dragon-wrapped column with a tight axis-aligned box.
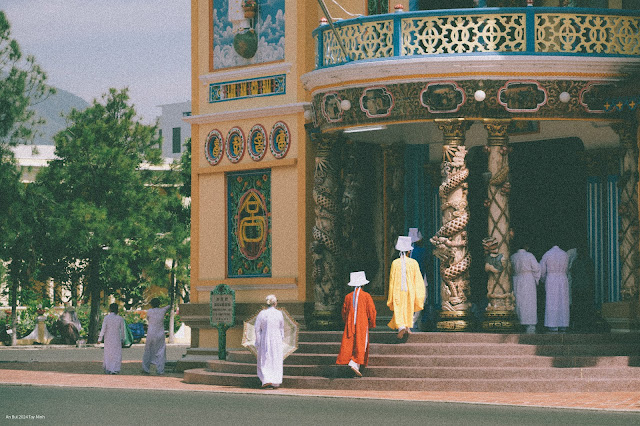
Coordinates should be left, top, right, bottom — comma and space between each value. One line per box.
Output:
613, 122, 640, 301
309, 133, 343, 329
430, 119, 473, 331
482, 119, 517, 331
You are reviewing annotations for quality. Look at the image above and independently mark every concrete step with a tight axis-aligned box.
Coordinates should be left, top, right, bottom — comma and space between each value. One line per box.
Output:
298, 331, 640, 345
207, 359, 640, 380
296, 341, 640, 357
182, 331, 640, 392
226, 350, 640, 368
183, 368, 640, 392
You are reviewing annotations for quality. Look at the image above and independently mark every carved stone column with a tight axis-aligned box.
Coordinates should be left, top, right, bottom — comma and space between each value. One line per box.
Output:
613, 122, 640, 302
482, 119, 517, 331
430, 119, 473, 331
309, 132, 343, 329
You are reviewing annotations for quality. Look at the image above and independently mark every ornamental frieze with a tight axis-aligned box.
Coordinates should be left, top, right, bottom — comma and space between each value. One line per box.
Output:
310, 79, 621, 131
420, 82, 465, 113
580, 82, 614, 114
360, 86, 394, 118
497, 81, 547, 113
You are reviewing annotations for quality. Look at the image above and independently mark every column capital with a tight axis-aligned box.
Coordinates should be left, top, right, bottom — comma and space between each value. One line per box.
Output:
483, 119, 511, 146
611, 122, 637, 150
435, 118, 472, 146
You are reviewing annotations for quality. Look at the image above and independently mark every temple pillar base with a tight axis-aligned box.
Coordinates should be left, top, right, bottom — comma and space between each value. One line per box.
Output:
601, 301, 640, 333
437, 310, 473, 332
481, 310, 518, 332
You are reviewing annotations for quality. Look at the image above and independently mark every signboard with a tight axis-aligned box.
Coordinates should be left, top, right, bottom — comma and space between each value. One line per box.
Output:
210, 284, 236, 327
210, 284, 236, 360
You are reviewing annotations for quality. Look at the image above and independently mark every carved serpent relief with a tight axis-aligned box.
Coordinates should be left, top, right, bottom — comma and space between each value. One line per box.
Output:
431, 144, 472, 312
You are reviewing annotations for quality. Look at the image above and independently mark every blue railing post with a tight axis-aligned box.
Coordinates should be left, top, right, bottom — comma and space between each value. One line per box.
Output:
526, 7, 536, 53
316, 32, 324, 68
393, 12, 402, 57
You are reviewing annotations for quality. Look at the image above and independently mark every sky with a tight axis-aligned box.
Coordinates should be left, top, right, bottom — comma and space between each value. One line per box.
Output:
1, 0, 191, 123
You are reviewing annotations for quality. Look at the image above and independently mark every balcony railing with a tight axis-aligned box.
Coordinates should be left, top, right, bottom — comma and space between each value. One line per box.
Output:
313, 7, 640, 69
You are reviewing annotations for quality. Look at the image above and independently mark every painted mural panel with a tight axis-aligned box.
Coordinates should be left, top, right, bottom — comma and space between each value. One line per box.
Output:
228, 170, 272, 278
213, 0, 285, 69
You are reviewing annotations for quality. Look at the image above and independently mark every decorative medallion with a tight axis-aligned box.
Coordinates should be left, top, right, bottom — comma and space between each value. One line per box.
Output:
247, 124, 267, 161
321, 92, 344, 123
498, 81, 547, 112
204, 129, 224, 166
580, 82, 611, 114
420, 82, 466, 113
226, 127, 245, 163
228, 170, 272, 278
269, 121, 290, 159
360, 86, 394, 118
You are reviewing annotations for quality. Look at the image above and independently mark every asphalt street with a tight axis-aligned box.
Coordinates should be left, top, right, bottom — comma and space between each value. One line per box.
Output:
2, 385, 639, 426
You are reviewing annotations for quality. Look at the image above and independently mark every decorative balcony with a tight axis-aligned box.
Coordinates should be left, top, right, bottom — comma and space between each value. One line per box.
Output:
313, 7, 640, 69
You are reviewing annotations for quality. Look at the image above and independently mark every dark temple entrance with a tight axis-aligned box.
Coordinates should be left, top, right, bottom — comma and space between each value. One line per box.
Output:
467, 137, 588, 314
509, 138, 588, 259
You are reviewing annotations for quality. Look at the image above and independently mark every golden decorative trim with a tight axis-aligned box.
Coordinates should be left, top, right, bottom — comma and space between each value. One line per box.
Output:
196, 158, 297, 175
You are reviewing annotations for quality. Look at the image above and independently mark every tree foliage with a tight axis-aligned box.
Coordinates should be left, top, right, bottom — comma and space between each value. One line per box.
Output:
0, 11, 54, 146
37, 88, 163, 343
0, 11, 54, 345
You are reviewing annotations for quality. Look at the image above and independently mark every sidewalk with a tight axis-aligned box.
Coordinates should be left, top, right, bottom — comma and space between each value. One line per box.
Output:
1, 345, 639, 412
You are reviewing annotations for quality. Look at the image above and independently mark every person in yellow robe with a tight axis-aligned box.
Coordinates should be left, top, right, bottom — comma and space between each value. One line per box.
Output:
387, 235, 426, 339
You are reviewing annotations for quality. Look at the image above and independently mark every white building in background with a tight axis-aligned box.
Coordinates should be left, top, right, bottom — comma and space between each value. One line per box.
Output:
157, 101, 191, 159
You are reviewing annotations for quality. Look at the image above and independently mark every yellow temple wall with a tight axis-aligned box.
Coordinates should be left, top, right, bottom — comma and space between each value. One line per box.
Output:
187, 0, 316, 348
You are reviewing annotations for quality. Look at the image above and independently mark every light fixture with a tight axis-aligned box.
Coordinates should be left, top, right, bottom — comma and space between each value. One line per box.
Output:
474, 90, 486, 102
559, 92, 571, 103
340, 99, 351, 111
343, 125, 387, 133
303, 109, 312, 121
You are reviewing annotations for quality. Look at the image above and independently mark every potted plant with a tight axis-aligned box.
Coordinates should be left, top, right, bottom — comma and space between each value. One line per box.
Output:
242, 0, 257, 19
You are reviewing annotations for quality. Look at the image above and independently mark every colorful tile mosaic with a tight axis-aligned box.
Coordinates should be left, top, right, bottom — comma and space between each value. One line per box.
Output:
209, 75, 286, 103
204, 129, 225, 166
269, 121, 290, 159
227, 170, 272, 278
247, 124, 268, 161
226, 127, 245, 163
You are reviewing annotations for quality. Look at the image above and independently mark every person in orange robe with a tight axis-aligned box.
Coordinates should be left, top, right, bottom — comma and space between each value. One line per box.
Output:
336, 271, 377, 377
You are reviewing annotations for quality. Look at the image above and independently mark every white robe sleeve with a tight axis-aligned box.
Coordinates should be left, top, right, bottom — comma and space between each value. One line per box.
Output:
98, 317, 106, 342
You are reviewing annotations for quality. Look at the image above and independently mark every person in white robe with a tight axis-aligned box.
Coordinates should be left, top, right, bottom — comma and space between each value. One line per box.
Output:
510, 243, 541, 334
255, 294, 285, 388
142, 298, 171, 375
540, 245, 570, 332
98, 303, 126, 374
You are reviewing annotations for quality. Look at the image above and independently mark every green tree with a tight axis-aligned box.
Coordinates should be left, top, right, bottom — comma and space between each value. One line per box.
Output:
146, 137, 191, 342
0, 11, 53, 147
38, 88, 162, 343
0, 11, 53, 345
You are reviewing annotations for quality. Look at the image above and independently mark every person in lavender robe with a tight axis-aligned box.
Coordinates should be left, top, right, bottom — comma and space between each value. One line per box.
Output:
510, 242, 541, 334
255, 294, 285, 388
98, 303, 126, 374
142, 298, 171, 375
540, 245, 570, 333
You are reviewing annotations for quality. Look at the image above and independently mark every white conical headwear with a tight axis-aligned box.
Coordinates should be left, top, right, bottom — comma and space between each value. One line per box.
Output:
348, 271, 369, 287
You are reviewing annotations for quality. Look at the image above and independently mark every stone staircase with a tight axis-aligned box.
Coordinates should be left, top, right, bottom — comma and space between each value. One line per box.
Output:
182, 331, 640, 392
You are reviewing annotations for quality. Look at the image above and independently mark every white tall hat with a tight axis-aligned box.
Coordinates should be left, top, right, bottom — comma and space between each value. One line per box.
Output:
395, 235, 413, 252
408, 228, 423, 243
348, 271, 369, 287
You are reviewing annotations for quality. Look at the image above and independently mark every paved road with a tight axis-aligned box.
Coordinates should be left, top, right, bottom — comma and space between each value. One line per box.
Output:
1, 385, 639, 426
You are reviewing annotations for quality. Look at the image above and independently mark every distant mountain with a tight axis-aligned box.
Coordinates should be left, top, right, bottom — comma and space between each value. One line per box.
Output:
30, 87, 89, 145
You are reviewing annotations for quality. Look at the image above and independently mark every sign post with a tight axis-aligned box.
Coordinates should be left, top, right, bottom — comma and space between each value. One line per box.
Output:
210, 284, 235, 360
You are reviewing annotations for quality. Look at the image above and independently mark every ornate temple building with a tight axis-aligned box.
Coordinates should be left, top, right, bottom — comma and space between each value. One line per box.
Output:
182, 0, 640, 349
